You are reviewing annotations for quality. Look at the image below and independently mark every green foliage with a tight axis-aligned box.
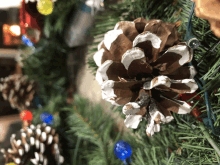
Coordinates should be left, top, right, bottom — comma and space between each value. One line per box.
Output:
126, 0, 177, 21
87, 0, 220, 129
31, 94, 220, 164
65, 95, 122, 165
22, 0, 220, 164
85, 0, 220, 164
43, 0, 83, 40
23, 39, 69, 101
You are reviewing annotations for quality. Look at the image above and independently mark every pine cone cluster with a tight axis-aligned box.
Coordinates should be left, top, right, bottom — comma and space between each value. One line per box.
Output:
0, 74, 36, 111
0, 123, 64, 165
93, 18, 198, 136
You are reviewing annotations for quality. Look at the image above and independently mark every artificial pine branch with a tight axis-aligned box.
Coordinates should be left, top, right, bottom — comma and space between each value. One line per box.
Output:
199, 122, 220, 157
87, 0, 220, 138
19, 0, 220, 164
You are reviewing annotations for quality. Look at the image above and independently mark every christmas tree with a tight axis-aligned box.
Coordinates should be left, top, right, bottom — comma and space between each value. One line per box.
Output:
1, 0, 220, 164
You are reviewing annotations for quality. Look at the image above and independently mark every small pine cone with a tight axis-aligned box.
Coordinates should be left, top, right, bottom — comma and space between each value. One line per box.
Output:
0, 74, 36, 111
0, 123, 64, 165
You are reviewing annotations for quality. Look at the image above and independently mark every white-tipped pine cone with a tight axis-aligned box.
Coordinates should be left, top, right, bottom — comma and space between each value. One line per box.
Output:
93, 18, 199, 136
0, 123, 64, 165
0, 74, 36, 111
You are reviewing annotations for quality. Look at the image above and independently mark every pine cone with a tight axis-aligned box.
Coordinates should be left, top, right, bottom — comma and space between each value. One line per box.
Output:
193, 0, 220, 38
93, 18, 198, 136
0, 123, 64, 165
0, 74, 36, 111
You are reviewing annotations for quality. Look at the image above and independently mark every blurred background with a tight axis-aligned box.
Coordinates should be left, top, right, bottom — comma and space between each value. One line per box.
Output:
0, 0, 109, 164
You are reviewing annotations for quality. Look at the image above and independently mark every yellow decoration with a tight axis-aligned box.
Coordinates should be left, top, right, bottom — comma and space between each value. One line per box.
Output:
7, 163, 16, 165
37, 0, 54, 15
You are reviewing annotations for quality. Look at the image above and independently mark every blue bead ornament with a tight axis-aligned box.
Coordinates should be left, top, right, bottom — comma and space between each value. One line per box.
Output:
41, 112, 54, 125
22, 35, 34, 47
114, 140, 132, 165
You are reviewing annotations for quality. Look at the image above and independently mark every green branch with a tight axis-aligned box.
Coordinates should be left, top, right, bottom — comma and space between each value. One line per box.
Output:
199, 122, 220, 157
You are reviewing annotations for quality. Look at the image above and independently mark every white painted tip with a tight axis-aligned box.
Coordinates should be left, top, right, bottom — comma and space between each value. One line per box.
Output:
35, 140, 40, 149
21, 132, 26, 138
19, 149, 24, 156
0, 149, 5, 153
101, 80, 116, 101
30, 125, 35, 130
122, 102, 140, 115
40, 143, 45, 153
154, 124, 160, 132
93, 48, 105, 67
41, 132, 47, 142
171, 78, 198, 93
163, 44, 191, 66
30, 158, 38, 165
143, 75, 171, 90
121, 48, 145, 70
124, 115, 142, 129
133, 31, 161, 49
39, 153, 44, 162
15, 158, 21, 164
95, 60, 113, 85
43, 157, 48, 165
35, 152, 39, 161
59, 156, 65, 163
28, 128, 33, 134
17, 140, 22, 146
177, 101, 192, 114
30, 137, 35, 146
48, 135, 53, 145
24, 143, 30, 152
45, 126, 51, 133
189, 66, 197, 79
165, 116, 174, 123
36, 128, 41, 136
104, 29, 123, 50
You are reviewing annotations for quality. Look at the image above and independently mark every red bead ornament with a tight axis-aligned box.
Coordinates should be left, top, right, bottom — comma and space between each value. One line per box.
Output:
190, 106, 203, 122
20, 110, 33, 122
178, 93, 201, 104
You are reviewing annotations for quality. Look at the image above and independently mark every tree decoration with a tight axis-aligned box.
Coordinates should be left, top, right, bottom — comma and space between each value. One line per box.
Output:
41, 112, 54, 125
0, 74, 37, 111
19, 0, 44, 43
193, 0, 220, 38
0, 123, 64, 165
20, 110, 33, 129
21, 35, 34, 47
37, 0, 54, 16
93, 17, 199, 136
114, 140, 132, 165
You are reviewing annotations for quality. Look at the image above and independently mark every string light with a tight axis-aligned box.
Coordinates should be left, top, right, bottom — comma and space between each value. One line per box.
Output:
9, 25, 21, 36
